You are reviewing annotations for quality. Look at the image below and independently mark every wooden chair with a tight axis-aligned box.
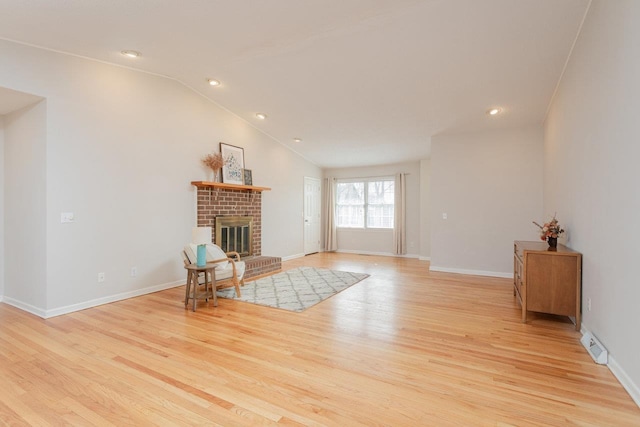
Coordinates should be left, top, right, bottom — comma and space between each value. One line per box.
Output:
182, 243, 245, 297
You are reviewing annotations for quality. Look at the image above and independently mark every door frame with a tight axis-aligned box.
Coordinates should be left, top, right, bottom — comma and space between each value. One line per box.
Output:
303, 176, 322, 255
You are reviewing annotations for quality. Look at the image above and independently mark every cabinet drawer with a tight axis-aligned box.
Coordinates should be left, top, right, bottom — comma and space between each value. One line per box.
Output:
514, 257, 523, 282
513, 254, 524, 302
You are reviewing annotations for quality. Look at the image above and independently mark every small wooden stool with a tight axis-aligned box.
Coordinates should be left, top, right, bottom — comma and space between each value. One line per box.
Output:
184, 263, 217, 311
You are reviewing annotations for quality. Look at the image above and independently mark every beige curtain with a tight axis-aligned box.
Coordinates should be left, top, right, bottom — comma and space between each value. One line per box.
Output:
324, 177, 338, 251
393, 173, 407, 255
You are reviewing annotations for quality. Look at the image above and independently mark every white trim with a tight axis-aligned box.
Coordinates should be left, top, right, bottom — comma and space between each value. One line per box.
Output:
0, 296, 3, 303
580, 325, 640, 408
429, 265, 512, 278
303, 176, 322, 256
336, 249, 420, 259
0, 36, 169, 79
544, 0, 593, 120
281, 253, 305, 261
336, 175, 395, 183
45, 279, 185, 318
608, 355, 640, 408
1, 297, 47, 318
2, 279, 184, 319
419, 256, 431, 261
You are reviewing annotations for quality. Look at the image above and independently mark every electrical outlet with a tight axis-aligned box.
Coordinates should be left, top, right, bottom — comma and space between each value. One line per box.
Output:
130, 267, 137, 277
587, 298, 592, 311
98, 272, 105, 283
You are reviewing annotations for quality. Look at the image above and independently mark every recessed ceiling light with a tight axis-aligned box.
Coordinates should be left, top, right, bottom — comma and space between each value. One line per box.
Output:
293, 138, 302, 143
256, 113, 267, 120
121, 50, 141, 58
488, 108, 502, 116
207, 79, 221, 87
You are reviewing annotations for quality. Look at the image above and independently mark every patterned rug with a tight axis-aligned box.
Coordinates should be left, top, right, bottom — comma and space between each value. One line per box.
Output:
216, 266, 369, 312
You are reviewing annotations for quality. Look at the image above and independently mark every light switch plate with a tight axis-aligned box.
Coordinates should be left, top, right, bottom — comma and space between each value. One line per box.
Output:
61, 212, 75, 223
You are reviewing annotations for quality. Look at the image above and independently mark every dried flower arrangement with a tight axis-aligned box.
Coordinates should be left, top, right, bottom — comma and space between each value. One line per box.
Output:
201, 152, 224, 172
201, 152, 224, 182
533, 215, 565, 241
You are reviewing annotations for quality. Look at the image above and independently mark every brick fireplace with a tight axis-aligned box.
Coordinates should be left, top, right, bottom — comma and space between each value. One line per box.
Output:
192, 181, 281, 278
195, 186, 262, 255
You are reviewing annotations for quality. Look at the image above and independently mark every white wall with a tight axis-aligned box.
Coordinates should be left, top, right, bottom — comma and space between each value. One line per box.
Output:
430, 127, 543, 276
324, 161, 421, 257
260, 149, 321, 259
0, 116, 4, 300
0, 39, 320, 316
3, 101, 47, 309
544, 0, 640, 402
419, 158, 431, 260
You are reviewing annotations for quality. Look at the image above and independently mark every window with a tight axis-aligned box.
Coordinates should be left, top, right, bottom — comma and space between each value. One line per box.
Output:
336, 179, 394, 229
336, 182, 365, 228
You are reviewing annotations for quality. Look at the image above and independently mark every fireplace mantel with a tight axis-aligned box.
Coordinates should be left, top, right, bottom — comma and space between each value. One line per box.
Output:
191, 181, 271, 192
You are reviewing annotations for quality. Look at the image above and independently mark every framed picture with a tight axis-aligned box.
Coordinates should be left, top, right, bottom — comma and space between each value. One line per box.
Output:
220, 143, 245, 185
243, 169, 253, 186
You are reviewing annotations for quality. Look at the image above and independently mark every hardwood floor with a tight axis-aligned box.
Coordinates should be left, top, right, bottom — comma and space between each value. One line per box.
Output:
1, 253, 638, 426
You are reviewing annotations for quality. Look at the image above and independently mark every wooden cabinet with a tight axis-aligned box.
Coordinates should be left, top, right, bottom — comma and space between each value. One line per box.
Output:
513, 241, 582, 330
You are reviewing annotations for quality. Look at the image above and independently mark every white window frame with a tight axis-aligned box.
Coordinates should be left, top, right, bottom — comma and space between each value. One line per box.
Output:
336, 177, 394, 230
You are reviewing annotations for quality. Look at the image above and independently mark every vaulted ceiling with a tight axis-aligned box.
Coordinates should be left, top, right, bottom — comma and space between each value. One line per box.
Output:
0, 0, 590, 168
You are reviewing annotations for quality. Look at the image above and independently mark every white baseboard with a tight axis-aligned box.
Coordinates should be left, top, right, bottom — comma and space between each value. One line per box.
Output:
609, 355, 640, 408
429, 265, 512, 278
419, 256, 431, 261
2, 297, 47, 318
336, 249, 420, 259
281, 253, 305, 261
580, 325, 640, 408
3, 279, 185, 319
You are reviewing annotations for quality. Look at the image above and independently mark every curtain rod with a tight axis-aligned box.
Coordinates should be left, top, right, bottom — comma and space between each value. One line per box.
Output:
328, 173, 410, 180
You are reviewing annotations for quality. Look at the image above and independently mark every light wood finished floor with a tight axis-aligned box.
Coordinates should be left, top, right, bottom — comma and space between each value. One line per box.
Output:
1, 253, 638, 426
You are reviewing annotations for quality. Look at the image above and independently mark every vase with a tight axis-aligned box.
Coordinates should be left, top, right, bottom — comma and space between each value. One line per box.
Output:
547, 237, 558, 248
210, 169, 221, 183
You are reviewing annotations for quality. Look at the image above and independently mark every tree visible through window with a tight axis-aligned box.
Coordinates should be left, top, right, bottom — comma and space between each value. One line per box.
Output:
336, 179, 394, 228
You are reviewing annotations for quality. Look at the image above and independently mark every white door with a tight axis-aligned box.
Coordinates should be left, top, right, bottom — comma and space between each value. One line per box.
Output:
303, 177, 321, 254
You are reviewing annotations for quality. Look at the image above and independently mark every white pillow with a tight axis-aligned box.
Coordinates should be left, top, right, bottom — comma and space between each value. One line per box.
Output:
187, 243, 229, 270
184, 245, 197, 264
205, 244, 229, 270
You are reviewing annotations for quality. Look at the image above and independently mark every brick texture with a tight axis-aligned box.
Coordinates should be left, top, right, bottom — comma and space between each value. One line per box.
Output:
194, 185, 281, 278
244, 256, 282, 280
195, 187, 262, 256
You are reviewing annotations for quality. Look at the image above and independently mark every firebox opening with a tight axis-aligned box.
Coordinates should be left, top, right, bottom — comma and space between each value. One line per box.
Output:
215, 216, 253, 257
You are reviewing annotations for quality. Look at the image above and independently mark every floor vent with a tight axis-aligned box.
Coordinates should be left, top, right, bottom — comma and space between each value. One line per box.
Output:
581, 332, 608, 365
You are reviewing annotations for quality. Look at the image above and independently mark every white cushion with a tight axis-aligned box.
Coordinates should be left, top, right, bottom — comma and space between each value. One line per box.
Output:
205, 244, 229, 270
184, 245, 197, 264
186, 243, 229, 270
183, 245, 244, 285
215, 261, 245, 281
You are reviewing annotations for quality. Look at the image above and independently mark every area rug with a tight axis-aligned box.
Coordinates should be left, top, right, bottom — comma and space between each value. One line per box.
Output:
216, 266, 369, 312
